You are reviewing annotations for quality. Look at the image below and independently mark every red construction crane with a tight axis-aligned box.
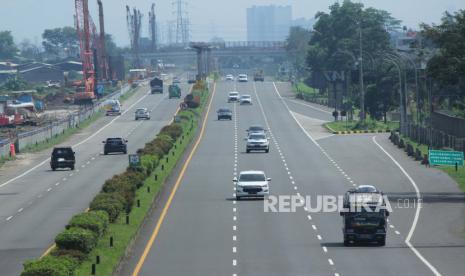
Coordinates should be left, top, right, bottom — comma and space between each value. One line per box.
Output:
74, 0, 96, 104
97, 0, 109, 81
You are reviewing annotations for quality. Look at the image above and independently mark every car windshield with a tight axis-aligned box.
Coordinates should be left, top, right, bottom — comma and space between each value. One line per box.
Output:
239, 173, 266, 182
241, 95, 251, 99
249, 134, 266, 140
229, 92, 238, 96
249, 126, 264, 132
53, 148, 73, 156
218, 108, 230, 112
107, 138, 123, 144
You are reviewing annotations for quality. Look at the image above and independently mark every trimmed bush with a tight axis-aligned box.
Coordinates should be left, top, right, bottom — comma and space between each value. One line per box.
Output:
102, 174, 138, 211
55, 227, 97, 253
22, 256, 78, 276
51, 249, 88, 263
67, 211, 109, 237
160, 124, 183, 140
89, 193, 125, 222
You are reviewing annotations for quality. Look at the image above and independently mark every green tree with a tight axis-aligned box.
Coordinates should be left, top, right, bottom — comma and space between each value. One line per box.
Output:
42, 27, 78, 56
0, 31, 18, 59
1, 76, 28, 91
286, 26, 312, 79
421, 10, 465, 103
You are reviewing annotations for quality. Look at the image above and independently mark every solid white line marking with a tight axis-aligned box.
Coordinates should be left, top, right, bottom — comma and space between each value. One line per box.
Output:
372, 136, 441, 276
285, 98, 333, 114
6, 216, 13, 221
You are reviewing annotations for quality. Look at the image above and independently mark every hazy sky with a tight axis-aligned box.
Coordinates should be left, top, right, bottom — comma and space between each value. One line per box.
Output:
1, 0, 463, 46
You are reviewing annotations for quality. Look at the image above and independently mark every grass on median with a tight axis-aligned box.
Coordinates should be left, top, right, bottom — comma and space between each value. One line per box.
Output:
73, 89, 209, 276
325, 119, 399, 132
74, 122, 197, 276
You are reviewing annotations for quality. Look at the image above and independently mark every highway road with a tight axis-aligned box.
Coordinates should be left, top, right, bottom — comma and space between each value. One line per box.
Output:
0, 81, 186, 275
123, 80, 465, 276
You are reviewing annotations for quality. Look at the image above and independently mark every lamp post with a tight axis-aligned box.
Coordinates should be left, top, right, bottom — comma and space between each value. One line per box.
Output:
383, 53, 407, 135
398, 53, 420, 124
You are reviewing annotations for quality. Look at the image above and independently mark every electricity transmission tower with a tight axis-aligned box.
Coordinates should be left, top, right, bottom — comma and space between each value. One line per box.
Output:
173, 0, 189, 45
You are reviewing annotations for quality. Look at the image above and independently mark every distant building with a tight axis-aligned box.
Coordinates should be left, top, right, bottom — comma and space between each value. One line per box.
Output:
247, 5, 292, 41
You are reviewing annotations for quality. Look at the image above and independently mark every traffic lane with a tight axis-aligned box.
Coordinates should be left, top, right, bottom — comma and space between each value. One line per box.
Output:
316, 134, 417, 236
0, 88, 179, 275
136, 82, 235, 276
0, 86, 148, 188
372, 135, 465, 276
234, 82, 336, 275
254, 82, 434, 275
273, 82, 334, 122
0, 88, 166, 222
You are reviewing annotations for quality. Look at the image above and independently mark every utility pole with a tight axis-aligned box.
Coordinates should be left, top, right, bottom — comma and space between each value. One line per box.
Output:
174, 0, 189, 45
149, 3, 157, 52
97, 0, 108, 80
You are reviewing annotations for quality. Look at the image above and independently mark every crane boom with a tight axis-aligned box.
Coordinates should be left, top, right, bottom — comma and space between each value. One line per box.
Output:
75, 0, 96, 104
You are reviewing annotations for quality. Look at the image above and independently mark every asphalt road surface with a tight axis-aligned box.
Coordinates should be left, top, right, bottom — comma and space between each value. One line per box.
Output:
0, 81, 186, 275
122, 80, 465, 276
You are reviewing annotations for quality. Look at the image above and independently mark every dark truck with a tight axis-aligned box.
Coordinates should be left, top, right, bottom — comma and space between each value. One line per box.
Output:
50, 147, 75, 171
340, 185, 389, 246
168, 84, 181, 99
254, 70, 264, 82
150, 77, 163, 94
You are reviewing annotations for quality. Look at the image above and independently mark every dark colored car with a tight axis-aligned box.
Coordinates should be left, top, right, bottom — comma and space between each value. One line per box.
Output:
103, 138, 128, 155
50, 147, 75, 171
217, 107, 233, 120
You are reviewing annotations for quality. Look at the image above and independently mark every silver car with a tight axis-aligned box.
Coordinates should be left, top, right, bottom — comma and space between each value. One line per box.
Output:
240, 94, 252, 105
228, 91, 240, 102
135, 108, 150, 120
234, 171, 271, 200
246, 133, 269, 153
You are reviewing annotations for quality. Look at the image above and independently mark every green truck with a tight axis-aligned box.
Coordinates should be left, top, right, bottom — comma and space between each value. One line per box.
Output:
168, 84, 181, 99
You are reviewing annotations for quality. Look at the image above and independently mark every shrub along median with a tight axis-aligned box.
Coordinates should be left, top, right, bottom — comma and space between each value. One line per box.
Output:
21, 82, 210, 276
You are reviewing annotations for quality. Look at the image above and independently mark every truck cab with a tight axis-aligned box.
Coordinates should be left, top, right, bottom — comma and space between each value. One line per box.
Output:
150, 77, 163, 94
168, 84, 181, 99
340, 185, 389, 246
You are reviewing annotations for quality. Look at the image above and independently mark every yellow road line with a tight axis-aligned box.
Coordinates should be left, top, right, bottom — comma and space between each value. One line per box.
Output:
132, 83, 216, 276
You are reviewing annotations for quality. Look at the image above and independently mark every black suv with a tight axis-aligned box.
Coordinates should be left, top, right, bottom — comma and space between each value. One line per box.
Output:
217, 107, 232, 120
50, 147, 75, 171
103, 138, 128, 155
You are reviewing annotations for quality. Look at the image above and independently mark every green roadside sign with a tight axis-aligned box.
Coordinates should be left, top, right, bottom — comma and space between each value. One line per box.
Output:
129, 154, 141, 168
429, 150, 464, 166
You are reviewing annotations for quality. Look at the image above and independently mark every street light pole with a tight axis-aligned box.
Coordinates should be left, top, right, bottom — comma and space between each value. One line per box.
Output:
359, 24, 365, 122
384, 55, 406, 134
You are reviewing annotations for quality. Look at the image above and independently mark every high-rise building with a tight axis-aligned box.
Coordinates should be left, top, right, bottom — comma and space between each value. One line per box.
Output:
247, 5, 292, 42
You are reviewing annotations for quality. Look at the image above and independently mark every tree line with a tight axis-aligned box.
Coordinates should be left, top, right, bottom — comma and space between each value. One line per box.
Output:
286, 1, 465, 122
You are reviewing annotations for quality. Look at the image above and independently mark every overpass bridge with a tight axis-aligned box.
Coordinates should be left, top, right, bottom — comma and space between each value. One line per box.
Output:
124, 41, 288, 68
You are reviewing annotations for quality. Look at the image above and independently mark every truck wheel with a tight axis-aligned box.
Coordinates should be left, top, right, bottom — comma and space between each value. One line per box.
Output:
236, 196, 241, 201
378, 238, 386, 246
265, 149, 269, 153
123, 150, 127, 154
70, 165, 75, 171
104, 151, 108, 155
343, 238, 350, 246
51, 166, 56, 171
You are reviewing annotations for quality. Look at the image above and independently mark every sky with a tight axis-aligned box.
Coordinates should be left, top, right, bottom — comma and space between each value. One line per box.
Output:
0, 0, 464, 47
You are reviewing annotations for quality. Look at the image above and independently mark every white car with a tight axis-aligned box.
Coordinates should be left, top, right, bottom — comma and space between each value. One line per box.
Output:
135, 108, 150, 120
240, 94, 252, 105
234, 171, 271, 200
246, 132, 269, 153
226, 74, 234, 81
237, 74, 248, 82
228, 91, 240, 102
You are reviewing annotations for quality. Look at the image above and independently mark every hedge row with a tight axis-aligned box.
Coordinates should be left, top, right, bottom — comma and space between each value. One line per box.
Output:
21, 93, 204, 275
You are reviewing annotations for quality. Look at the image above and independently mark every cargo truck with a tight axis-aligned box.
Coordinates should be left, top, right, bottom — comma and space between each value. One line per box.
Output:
150, 77, 163, 94
168, 84, 182, 99
340, 185, 389, 246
